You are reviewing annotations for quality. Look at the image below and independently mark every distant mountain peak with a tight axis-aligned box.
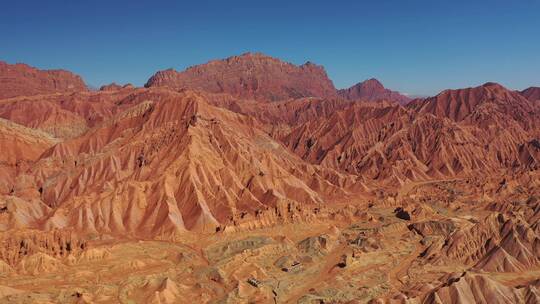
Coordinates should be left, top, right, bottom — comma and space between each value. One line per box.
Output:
337, 78, 411, 105
364, 78, 383, 84
482, 81, 502, 87
520, 86, 540, 101
145, 53, 337, 101
407, 82, 536, 123
481, 82, 508, 91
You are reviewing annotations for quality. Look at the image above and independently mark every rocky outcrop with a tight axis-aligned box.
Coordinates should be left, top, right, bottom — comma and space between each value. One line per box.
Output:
99, 83, 135, 91
338, 78, 411, 105
520, 87, 540, 102
145, 52, 337, 101
0, 61, 87, 99
99, 83, 123, 91
0, 229, 86, 266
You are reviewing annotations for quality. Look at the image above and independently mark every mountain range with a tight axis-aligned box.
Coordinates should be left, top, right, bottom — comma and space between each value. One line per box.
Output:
0, 53, 539, 303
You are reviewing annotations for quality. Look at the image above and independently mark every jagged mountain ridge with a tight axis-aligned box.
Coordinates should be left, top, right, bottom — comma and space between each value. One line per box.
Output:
145, 52, 338, 101
145, 52, 411, 104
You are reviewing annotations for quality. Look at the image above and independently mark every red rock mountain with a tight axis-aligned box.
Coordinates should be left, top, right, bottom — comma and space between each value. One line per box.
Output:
521, 87, 540, 102
0, 61, 87, 99
274, 82, 539, 185
0, 88, 354, 236
145, 52, 337, 101
338, 78, 411, 104
1, 56, 540, 303
408, 82, 537, 124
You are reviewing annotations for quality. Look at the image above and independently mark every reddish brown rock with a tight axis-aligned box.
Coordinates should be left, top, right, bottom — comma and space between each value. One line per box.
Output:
0, 87, 154, 138
145, 52, 337, 101
0, 118, 58, 194
99, 83, 123, 91
338, 78, 411, 105
407, 82, 537, 128
2, 88, 352, 236
0, 229, 86, 266
0, 61, 87, 99
521, 87, 540, 102
0, 56, 538, 303
271, 82, 539, 184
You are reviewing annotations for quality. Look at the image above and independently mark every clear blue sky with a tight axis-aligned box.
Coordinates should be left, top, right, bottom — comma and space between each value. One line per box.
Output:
1, 0, 539, 96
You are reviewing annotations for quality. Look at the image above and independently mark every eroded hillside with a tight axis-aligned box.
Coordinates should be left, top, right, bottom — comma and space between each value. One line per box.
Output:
0, 55, 539, 303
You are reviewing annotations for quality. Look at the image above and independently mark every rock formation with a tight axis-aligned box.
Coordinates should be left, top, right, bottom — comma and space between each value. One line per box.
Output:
99, 83, 135, 91
338, 78, 411, 105
1, 88, 353, 236
521, 87, 540, 102
0, 61, 87, 99
145, 52, 338, 101
0, 55, 539, 303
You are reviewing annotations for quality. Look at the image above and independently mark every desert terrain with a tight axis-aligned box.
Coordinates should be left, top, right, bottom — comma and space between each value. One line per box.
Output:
0, 53, 539, 303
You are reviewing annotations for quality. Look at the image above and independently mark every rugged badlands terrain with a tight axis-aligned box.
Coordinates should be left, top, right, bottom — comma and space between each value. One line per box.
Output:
0, 53, 539, 303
